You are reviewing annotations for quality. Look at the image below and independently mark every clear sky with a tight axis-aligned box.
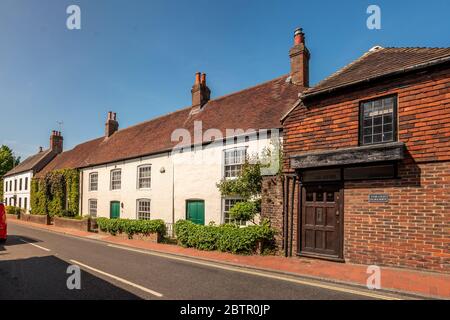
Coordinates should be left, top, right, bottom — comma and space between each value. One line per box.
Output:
0, 0, 449, 159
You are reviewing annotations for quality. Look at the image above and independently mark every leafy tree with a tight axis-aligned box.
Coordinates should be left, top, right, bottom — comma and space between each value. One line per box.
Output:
229, 200, 259, 222
0, 145, 20, 200
216, 144, 281, 224
0, 145, 20, 176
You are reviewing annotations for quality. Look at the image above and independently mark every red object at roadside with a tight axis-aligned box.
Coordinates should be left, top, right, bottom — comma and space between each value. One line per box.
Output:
0, 202, 7, 242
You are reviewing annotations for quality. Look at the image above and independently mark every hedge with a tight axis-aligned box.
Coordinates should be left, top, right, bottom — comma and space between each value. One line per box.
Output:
174, 219, 275, 254
5, 206, 22, 216
96, 218, 166, 238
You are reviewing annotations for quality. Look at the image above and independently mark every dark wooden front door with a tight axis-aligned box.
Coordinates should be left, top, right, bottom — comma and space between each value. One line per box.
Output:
300, 184, 343, 260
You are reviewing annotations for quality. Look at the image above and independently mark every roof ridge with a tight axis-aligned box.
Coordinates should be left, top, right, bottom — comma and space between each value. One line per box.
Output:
383, 46, 450, 49
207, 74, 290, 103
308, 46, 384, 92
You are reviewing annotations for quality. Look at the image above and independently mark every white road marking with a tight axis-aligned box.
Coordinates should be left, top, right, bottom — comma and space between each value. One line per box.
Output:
69, 259, 163, 298
19, 238, 51, 252
107, 244, 403, 300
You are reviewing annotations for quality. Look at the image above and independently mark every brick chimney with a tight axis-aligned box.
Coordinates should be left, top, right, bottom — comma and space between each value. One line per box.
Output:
50, 130, 63, 154
105, 111, 119, 137
191, 72, 211, 114
289, 27, 310, 87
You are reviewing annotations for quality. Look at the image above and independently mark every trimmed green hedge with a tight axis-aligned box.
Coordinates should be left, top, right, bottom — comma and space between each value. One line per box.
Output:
174, 219, 275, 254
96, 218, 166, 238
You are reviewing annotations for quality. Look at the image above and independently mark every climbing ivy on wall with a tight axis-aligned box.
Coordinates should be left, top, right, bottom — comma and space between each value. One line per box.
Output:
30, 169, 79, 217
30, 178, 48, 215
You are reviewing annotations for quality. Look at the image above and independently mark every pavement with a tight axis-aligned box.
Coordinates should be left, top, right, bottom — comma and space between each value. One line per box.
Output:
2, 219, 449, 299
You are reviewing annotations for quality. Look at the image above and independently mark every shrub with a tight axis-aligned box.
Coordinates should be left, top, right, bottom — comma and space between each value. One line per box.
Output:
96, 218, 166, 238
229, 201, 259, 222
60, 209, 77, 218
5, 206, 21, 216
174, 219, 275, 254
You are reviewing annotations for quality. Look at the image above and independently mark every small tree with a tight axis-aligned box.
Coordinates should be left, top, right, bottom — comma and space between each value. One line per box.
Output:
217, 143, 280, 225
229, 200, 259, 223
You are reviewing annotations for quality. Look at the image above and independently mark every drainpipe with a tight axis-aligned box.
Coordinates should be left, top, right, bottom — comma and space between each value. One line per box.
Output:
171, 159, 175, 232
284, 176, 290, 257
79, 170, 83, 215
289, 176, 297, 257
281, 175, 285, 251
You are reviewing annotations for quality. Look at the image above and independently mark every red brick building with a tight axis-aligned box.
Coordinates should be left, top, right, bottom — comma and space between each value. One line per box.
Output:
262, 30, 450, 273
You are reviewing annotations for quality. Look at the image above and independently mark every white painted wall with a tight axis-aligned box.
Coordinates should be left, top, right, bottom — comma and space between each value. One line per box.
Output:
81, 133, 279, 225
3, 170, 33, 212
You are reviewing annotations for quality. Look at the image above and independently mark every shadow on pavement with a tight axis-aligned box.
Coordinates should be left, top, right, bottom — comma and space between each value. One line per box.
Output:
0, 255, 143, 300
0, 235, 42, 252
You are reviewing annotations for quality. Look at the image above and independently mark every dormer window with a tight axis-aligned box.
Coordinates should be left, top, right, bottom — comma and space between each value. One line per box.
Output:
360, 95, 397, 145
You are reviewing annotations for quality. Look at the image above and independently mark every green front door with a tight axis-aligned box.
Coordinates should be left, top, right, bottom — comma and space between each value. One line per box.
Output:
186, 200, 205, 225
110, 201, 120, 219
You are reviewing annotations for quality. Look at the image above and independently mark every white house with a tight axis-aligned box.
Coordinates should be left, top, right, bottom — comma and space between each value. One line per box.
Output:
3, 131, 63, 212
35, 28, 306, 227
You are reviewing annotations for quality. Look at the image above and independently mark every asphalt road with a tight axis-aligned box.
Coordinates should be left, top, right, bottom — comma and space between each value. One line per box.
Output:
0, 223, 405, 300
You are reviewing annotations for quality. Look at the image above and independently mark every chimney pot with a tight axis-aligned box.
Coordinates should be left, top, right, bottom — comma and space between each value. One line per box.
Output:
201, 73, 206, 85
294, 27, 304, 45
195, 72, 201, 85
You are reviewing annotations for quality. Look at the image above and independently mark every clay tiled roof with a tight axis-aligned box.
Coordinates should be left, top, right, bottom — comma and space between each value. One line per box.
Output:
303, 47, 450, 97
4, 149, 56, 177
36, 138, 104, 177
37, 75, 300, 175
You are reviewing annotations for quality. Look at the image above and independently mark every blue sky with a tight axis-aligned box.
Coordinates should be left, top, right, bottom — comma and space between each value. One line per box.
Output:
0, 0, 449, 159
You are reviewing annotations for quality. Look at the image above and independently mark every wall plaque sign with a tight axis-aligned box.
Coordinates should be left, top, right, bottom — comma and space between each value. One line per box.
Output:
368, 194, 389, 203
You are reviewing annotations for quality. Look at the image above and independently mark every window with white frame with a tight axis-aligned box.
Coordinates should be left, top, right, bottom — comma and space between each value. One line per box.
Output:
4, 181, 7, 192
110, 169, 121, 190
137, 199, 151, 220
137, 165, 151, 189
25, 177, 28, 191
223, 198, 246, 225
89, 172, 98, 191
224, 148, 246, 178
88, 199, 97, 217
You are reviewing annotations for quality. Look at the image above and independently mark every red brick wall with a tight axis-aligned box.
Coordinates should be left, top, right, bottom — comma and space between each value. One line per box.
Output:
276, 66, 450, 272
344, 160, 450, 272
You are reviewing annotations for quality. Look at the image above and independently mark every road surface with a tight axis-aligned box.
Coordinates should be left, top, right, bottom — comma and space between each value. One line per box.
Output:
0, 223, 406, 300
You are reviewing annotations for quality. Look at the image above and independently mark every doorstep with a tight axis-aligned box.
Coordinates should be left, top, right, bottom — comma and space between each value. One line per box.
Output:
8, 219, 450, 299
